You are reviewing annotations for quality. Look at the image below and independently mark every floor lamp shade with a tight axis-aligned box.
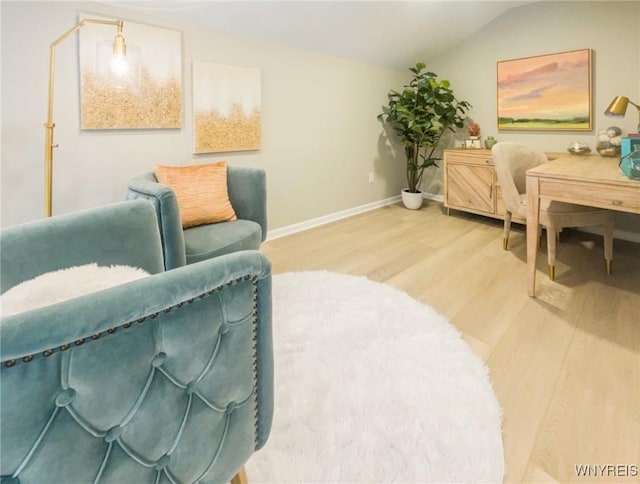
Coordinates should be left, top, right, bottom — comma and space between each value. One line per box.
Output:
96, 40, 141, 91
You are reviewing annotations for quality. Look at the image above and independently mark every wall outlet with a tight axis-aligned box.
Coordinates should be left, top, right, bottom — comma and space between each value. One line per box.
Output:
368, 172, 375, 183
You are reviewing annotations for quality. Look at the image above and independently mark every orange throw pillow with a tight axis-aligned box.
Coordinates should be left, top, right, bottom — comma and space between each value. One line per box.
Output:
155, 161, 237, 228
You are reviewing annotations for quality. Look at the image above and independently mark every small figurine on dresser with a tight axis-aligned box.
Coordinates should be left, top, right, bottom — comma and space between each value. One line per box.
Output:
465, 122, 482, 148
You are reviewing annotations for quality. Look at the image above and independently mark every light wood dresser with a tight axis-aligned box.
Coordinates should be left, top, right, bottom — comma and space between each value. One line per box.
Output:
443, 148, 516, 221
443, 148, 563, 223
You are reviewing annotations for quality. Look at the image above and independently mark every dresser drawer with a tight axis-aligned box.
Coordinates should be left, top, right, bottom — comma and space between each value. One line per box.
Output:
539, 178, 640, 213
445, 150, 493, 166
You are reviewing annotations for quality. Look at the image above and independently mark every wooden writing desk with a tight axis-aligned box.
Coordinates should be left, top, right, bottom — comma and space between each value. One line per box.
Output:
525, 155, 640, 296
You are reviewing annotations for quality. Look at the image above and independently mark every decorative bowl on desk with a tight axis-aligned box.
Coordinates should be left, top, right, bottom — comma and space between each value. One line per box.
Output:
596, 127, 622, 157
567, 142, 591, 155
596, 142, 621, 157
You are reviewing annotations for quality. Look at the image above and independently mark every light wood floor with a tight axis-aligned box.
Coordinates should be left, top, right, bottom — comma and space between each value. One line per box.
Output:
261, 202, 640, 484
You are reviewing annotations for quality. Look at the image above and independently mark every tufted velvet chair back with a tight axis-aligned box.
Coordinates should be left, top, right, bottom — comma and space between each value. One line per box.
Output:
1, 200, 273, 483
0, 201, 165, 293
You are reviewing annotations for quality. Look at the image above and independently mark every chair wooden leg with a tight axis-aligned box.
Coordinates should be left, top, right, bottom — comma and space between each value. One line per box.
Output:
546, 226, 557, 280
503, 211, 512, 250
538, 226, 543, 248
231, 466, 248, 484
603, 220, 614, 274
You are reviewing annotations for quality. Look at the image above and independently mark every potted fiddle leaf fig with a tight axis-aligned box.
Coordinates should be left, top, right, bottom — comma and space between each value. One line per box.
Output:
378, 63, 471, 209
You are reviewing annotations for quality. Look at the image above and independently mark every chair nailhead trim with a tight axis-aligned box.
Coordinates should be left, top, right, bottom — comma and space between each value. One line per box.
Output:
250, 279, 260, 449
2, 273, 259, 369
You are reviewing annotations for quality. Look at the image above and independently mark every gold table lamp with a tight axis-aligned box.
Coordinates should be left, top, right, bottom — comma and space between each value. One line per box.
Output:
604, 96, 640, 133
45, 18, 128, 217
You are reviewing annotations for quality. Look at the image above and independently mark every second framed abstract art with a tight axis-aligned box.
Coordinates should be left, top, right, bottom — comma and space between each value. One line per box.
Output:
192, 61, 261, 154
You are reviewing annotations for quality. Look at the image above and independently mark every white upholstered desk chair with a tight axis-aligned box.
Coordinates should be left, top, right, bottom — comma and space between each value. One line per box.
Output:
492, 142, 614, 280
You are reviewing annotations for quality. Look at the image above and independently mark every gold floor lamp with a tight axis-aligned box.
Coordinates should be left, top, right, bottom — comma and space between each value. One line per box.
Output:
604, 96, 640, 133
45, 18, 129, 217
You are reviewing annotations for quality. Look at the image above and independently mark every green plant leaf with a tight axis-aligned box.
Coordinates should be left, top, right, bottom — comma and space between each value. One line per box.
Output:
378, 63, 470, 192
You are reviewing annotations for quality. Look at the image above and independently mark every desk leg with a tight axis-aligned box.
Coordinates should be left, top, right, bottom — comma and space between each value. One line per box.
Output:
526, 175, 540, 297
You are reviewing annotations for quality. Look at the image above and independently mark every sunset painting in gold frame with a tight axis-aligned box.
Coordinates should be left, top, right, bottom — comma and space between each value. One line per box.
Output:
497, 49, 591, 130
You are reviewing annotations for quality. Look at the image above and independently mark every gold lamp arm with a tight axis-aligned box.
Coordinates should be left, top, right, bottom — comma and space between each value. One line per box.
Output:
44, 18, 124, 217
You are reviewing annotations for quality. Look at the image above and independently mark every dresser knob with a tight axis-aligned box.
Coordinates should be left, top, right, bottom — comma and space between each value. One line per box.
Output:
611, 200, 623, 206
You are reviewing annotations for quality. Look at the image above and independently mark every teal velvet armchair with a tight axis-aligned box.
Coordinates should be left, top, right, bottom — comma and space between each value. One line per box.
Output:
127, 166, 267, 270
0, 200, 273, 483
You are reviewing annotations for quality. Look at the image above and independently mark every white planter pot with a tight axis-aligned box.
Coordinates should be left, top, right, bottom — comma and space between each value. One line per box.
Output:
401, 189, 424, 210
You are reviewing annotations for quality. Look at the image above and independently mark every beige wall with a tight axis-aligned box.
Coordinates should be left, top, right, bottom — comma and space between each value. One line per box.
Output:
424, 0, 640, 234
2, 1, 639, 235
0, 1, 406, 229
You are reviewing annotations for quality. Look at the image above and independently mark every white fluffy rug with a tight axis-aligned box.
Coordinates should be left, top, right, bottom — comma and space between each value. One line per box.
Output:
246, 271, 504, 483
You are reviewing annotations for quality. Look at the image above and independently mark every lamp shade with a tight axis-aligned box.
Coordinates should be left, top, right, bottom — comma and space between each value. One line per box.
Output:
604, 96, 629, 117
96, 40, 141, 91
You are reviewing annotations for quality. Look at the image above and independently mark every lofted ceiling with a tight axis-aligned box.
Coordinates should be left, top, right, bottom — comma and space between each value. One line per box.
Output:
102, 1, 539, 70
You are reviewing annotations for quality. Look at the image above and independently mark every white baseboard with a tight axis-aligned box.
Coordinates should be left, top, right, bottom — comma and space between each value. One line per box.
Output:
266, 195, 402, 241
267, 191, 640, 244
579, 226, 640, 244
423, 192, 444, 202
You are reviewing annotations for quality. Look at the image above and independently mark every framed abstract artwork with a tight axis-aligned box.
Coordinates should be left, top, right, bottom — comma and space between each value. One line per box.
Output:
79, 13, 182, 129
192, 61, 261, 154
497, 48, 591, 131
